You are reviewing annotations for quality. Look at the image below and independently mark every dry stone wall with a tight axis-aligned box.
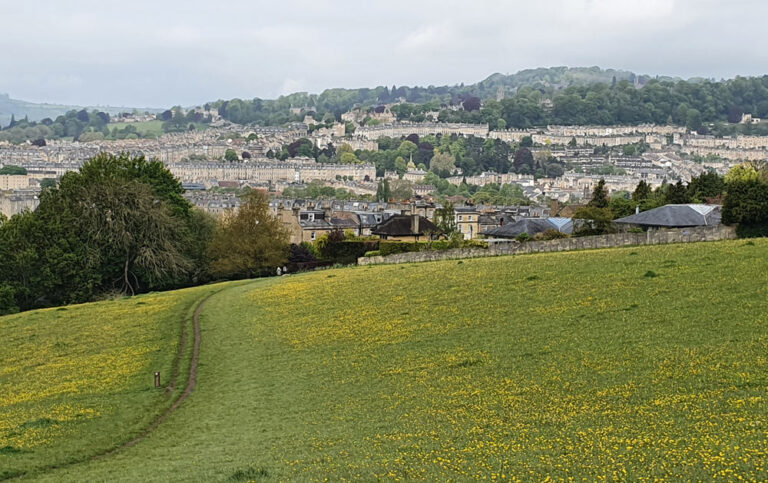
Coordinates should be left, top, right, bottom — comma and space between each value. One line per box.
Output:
358, 225, 738, 266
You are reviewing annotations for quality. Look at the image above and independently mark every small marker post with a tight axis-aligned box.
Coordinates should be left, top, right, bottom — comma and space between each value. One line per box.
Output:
154, 371, 161, 388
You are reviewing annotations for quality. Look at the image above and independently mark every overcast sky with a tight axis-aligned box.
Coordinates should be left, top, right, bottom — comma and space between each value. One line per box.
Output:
1, 0, 766, 108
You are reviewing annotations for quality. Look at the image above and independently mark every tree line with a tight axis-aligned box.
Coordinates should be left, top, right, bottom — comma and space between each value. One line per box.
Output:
210, 74, 768, 133
0, 153, 289, 315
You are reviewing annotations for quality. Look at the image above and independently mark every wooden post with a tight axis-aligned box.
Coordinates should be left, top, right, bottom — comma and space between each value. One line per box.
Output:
154, 371, 160, 388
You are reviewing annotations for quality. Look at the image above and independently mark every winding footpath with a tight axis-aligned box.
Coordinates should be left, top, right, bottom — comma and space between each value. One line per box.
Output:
9, 290, 219, 481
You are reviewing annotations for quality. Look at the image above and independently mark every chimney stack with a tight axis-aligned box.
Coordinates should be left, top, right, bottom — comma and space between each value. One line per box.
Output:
635, 205, 640, 215
411, 214, 420, 234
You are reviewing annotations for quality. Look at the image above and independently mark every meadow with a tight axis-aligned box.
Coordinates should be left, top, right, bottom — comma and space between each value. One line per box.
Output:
0, 282, 231, 479
5, 239, 768, 480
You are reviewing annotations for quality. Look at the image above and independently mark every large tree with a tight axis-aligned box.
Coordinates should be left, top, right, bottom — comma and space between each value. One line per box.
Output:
208, 190, 289, 279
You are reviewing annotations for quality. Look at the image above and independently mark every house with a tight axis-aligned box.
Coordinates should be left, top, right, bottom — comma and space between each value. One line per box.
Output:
372, 214, 441, 242
614, 204, 722, 229
483, 217, 573, 239
455, 206, 480, 239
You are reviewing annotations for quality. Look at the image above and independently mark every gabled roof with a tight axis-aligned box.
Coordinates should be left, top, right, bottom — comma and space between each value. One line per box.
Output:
372, 215, 441, 237
483, 218, 573, 238
614, 204, 722, 227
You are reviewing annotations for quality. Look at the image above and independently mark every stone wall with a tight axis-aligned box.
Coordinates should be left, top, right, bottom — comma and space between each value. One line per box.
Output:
357, 225, 738, 266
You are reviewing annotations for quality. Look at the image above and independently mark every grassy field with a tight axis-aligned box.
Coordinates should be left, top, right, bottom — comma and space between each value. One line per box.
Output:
108, 120, 165, 137
0, 282, 234, 479
7, 239, 768, 480
108, 120, 209, 138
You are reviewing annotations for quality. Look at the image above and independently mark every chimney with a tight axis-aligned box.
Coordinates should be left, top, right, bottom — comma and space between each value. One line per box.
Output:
635, 205, 640, 215
411, 214, 420, 234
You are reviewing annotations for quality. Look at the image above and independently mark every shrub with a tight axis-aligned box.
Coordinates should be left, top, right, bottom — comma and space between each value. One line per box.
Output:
364, 250, 381, 257
532, 229, 569, 241
516, 233, 531, 243
379, 241, 426, 256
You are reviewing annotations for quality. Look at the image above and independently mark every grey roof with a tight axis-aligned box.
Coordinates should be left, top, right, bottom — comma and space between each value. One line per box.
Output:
614, 204, 722, 227
483, 218, 573, 238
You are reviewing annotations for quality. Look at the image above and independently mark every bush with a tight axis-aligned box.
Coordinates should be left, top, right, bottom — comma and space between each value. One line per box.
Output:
319, 239, 380, 264
532, 229, 569, 241
379, 241, 426, 256
735, 223, 768, 238
516, 233, 531, 243
364, 250, 381, 257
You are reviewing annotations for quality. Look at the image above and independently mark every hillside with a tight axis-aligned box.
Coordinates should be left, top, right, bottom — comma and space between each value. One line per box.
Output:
0, 282, 237, 479
0, 93, 161, 128
4, 239, 768, 480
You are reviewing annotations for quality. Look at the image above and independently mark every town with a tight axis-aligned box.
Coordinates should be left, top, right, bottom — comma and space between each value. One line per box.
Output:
2, 103, 760, 224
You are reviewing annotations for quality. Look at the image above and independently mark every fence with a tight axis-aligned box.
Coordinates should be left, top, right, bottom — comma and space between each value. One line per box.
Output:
357, 225, 738, 266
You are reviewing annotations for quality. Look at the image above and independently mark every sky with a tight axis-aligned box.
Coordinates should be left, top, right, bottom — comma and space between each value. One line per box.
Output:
1, 0, 767, 108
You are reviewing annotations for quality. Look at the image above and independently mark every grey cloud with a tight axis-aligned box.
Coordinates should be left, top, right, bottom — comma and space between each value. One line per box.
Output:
1, 0, 766, 107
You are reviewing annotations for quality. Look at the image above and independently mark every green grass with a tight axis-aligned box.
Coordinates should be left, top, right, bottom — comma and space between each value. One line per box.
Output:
108, 120, 209, 138
0, 282, 236, 479
10, 239, 768, 480
108, 120, 166, 137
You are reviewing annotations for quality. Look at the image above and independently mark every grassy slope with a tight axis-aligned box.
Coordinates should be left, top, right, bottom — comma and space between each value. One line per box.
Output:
34, 239, 768, 481
0, 282, 234, 479
108, 120, 209, 138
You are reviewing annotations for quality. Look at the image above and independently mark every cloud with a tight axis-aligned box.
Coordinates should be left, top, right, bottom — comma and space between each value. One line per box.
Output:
0, 0, 766, 107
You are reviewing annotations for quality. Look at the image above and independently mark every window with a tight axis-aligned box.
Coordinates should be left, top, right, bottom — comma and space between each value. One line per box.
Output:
310, 231, 316, 240
458, 215, 463, 221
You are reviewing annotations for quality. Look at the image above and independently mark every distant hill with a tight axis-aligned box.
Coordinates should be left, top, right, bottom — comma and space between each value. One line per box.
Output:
0, 93, 162, 127
470, 66, 682, 98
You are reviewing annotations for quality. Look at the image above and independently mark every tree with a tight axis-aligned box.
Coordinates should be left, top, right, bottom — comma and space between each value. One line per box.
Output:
463, 96, 481, 112
340, 152, 359, 164
665, 181, 691, 204
520, 136, 533, 148
722, 178, 768, 235
687, 171, 726, 202
572, 206, 616, 236
429, 151, 456, 178
513, 148, 534, 174
434, 202, 457, 235
587, 179, 609, 208
376, 179, 391, 202
50, 153, 198, 295
224, 149, 239, 162
0, 165, 27, 175
208, 190, 289, 279
73, 179, 191, 295
389, 179, 414, 201
397, 140, 418, 159
40, 178, 57, 189
632, 180, 652, 202
394, 156, 408, 176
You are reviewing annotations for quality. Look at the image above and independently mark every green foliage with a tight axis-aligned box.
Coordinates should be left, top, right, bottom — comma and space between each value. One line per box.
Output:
376, 179, 391, 202
532, 229, 569, 241
0, 165, 27, 175
572, 206, 617, 236
0, 153, 215, 311
632, 180, 652, 202
609, 196, 638, 219
224, 149, 239, 162
207, 190, 289, 279
433, 202, 457, 236
587, 179, 609, 208
317, 240, 380, 264
687, 171, 726, 202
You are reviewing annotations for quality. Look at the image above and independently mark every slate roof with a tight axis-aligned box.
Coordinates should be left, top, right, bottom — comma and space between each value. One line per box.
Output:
483, 218, 573, 238
372, 215, 441, 237
614, 204, 722, 227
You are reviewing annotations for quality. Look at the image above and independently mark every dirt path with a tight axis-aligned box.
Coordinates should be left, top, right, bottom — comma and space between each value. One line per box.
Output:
10, 291, 216, 480
102, 291, 213, 452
